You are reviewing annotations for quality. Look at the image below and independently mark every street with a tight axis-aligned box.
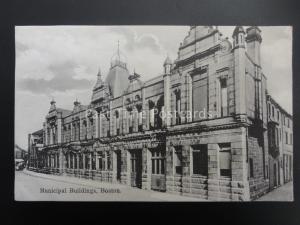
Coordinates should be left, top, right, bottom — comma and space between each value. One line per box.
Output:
14, 170, 202, 201
256, 181, 293, 201
15, 170, 293, 201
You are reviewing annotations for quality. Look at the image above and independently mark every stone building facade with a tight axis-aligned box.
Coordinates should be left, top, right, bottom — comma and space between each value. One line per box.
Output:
27, 26, 293, 201
267, 95, 293, 190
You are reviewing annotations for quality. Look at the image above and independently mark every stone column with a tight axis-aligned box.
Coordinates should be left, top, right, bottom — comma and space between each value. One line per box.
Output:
94, 113, 99, 138
70, 123, 73, 141
126, 150, 131, 185
233, 40, 246, 115
68, 153, 71, 169
59, 150, 64, 173
182, 145, 191, 194
99, 113, 102, 137
73, 154, 76, 170
49, 127, 53, 145
45, 123, 48, 146
207, 143, 219, 200
89, 153, 92, 170
142, 148, 151, 190
163, 74, 171, 126
77, 153, 80, 169
82, 153, 86, 170
95, 152, 99, 170
112, 150, 117, 182
57, 118, 62, 143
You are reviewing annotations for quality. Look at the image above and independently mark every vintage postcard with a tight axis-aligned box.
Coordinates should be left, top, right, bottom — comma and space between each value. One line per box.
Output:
14, 26, 293, 201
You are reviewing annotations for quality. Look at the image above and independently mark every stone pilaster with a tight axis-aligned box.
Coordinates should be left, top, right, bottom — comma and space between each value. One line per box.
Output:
82, 153, 86, 169
233, 39, 246, 115
94, 112, 99, 138
89, 153, 92, 170
112, 150, 117, 182
142, 148, 151, 190
163, 73, 171, 127
57, 118, 62, 143
126, 150, 131, 185
207, 143, 220, 200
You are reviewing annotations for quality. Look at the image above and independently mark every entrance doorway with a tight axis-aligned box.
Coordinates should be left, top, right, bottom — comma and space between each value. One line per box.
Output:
130, 150, 142, 188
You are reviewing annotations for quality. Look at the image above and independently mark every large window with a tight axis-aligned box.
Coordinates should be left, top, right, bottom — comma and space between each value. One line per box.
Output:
192, 72, 208, 121
219, 143, 231, 177
115, 111, 120, 135
175, 90, 181, 124
128, 111, 133, 133
286, 132, 289, 144
138, 110, 143, 132
151, 150, 166, 174
192, 144, 208, 176
220, 78, 228, 117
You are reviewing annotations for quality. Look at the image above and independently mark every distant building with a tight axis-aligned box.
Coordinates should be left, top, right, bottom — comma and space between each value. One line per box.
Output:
15, 145, 28, 160
267, 95, 293, 189
28, 26, 293, 201
28, 129, 43, 169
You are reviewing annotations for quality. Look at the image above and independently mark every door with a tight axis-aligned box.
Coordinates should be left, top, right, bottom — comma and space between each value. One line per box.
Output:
151, 149, 166, 192
116, 151, 121, 182
130, 150, 142, 188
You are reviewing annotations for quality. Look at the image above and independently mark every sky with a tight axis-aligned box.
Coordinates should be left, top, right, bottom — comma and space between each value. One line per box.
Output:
15, 26, 293, 149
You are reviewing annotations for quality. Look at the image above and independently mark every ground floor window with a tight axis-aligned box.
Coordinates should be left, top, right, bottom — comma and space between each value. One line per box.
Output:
192, 144, 208, 176
219, 143, 231, 178
151, 149, 166, 174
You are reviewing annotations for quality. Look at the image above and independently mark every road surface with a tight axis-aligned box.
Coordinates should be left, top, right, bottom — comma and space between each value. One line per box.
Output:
256, 181, 293, 201
15, 170, 202, 201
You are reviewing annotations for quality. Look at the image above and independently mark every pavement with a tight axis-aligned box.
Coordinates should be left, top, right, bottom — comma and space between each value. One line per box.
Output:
15, 169, 293, 201
15, 169, 203, 201
256, 181, 294, 201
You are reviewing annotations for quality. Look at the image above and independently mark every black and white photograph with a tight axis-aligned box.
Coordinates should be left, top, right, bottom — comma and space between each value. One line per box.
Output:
14, 25, 293, 202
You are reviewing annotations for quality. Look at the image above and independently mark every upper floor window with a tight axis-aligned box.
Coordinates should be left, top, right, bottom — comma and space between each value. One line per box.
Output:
175, 90, 181, 124
286, 132, 289, 144
290, 133, 293, 145
272, 106, 274, 118
220, 78, 228, 117
128, 111, 133, 133
138, 110, 143, 132
192, 71, 208, 121
115, 111, 120, 135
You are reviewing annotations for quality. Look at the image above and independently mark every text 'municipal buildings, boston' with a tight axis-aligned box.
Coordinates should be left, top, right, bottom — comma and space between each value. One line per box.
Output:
28, 26, 293, 201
